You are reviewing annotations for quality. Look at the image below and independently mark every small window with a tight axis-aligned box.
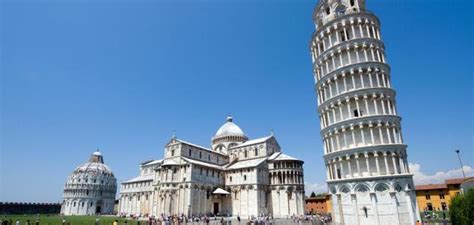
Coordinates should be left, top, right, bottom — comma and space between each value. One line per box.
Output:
217, 157, 219, 163
208, 155, 211, 161
254, 148, 258, 156
340, 31, 346, 42
137, 195, 140, 201
146, 195, 149, 200
90, 202, 93, 207
200, 168, 203, 175
326, 7, 330, 15
86, 190, 89, 196
244, 175, 247, 181
229, 176, 232, 182
206, 190, 210, 199
427, 203, 433, 211
73, 202, 76, 207
425, 195, 431, 200
337, 169, 341, 179
354, 110, 363, 117
199, 152, 202, 159
188, 149, 192, 157
441, 202, 447, 211
171, 150, 175, 156
363, 207, 368, 218
244, 151, 248, 158
440, 194, 445, 199
350, 0, 355, 7
81, 202, 84, 207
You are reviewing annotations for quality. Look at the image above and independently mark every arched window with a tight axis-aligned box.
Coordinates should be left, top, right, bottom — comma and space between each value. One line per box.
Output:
354, 109, 363, 117
326, 7, 330, 15
188, 149, 192, 157
208, 155, 211, 161
350, 0, 355, 7
244, 150, 248, 158
254, 148, 258, 156
199, 152, 202, 159
171, 150, 175, 156
229, 176, 232, 182
244, 175, 247, 181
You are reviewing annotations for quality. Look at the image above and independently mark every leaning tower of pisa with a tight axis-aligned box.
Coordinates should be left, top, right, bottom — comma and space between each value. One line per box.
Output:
309, 1, 419, 224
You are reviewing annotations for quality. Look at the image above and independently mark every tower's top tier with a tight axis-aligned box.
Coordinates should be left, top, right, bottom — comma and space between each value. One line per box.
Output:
313, 0, 366, 28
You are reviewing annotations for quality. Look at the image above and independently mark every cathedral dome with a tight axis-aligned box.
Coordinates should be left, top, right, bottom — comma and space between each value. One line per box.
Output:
214, 116, 246, 138
211, 116, 248, 153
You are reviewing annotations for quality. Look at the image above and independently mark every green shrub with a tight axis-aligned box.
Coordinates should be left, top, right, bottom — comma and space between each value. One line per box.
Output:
449, 188, 474, 225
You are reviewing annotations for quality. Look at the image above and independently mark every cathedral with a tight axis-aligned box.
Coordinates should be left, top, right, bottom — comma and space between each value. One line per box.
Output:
118, 116, 305, 218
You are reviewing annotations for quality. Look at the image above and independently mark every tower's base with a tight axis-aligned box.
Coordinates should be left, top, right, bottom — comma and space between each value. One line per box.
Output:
328, 176, 419, 225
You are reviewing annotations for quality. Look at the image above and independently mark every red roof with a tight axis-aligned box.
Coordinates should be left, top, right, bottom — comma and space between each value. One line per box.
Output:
446, 177, 473, 185
415, 184, 447, 191
415, 177, 474, 190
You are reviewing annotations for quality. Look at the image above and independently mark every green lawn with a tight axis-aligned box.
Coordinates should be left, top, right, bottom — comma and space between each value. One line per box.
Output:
0, 215, 134, 225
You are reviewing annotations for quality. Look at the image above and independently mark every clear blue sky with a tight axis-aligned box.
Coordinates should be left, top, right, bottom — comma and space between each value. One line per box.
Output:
1, 0, 472, 202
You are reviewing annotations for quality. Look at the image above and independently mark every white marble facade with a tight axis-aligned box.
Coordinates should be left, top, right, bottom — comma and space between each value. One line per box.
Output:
119, 116, 304, 218
310, 0, 419, 224
61, 151, 117, 215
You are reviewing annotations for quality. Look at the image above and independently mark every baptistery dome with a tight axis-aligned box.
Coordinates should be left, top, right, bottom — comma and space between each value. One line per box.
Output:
61, 151, 117, 215
211, 116, 248, 153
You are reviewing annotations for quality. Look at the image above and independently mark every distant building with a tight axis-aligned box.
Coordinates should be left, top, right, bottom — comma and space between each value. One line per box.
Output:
118, 116, 305, 218
415, 177, 471, 212
305, 194, 332, 215
61, 151, 117, 215
460, 177, 474, 193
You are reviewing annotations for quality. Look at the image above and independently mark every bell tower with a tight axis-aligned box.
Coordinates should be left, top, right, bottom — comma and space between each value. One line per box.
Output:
309, 0, 419, 224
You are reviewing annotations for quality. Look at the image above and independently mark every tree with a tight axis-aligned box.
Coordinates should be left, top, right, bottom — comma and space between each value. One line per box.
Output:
310, 192, 316, 198
449, 188, 474, 225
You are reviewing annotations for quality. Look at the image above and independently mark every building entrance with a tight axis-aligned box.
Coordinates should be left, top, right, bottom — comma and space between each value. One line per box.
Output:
213, 202, 219, 215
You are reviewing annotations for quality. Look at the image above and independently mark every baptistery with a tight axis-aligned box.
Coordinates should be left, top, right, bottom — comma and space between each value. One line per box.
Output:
61, 151, 117, 215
